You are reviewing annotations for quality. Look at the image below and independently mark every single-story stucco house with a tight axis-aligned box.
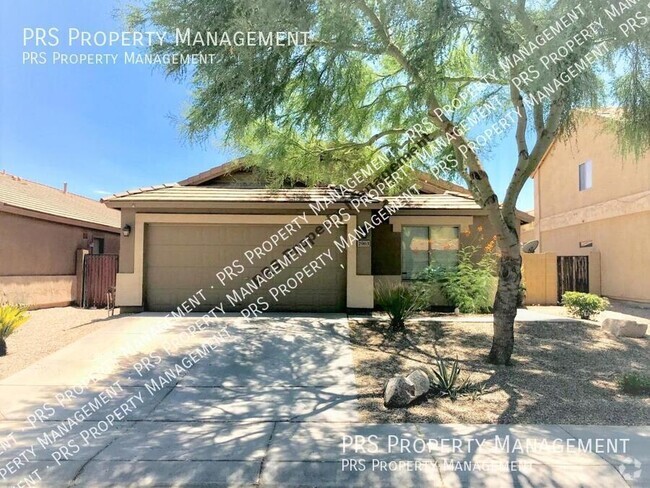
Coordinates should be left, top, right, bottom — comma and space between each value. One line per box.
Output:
103, 160, 531, 313
0, 172, 120, 308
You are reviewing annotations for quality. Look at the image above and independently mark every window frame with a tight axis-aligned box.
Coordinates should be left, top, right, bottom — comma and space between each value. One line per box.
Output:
578, 160, 592, 191
401, 225, 460, 280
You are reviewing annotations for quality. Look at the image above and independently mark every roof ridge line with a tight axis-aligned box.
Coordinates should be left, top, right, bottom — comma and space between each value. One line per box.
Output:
0, 171, 108, 204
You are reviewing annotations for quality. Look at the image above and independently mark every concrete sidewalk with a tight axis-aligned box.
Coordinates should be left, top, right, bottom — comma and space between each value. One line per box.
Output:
0, 313, 647, 487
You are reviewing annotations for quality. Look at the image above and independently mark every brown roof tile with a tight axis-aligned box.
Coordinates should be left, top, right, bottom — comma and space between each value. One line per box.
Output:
0, 173, 120, 230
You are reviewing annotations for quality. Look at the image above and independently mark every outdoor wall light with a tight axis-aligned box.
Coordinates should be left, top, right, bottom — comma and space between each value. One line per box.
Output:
122, 225, 131, 237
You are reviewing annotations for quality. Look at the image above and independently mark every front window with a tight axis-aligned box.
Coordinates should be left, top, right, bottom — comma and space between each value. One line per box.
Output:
579, 160, 592, 191
401, 226, 459, 279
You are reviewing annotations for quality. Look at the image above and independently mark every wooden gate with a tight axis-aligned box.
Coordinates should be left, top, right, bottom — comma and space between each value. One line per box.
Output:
557, 256, 589, 302
82, 254, 118, 308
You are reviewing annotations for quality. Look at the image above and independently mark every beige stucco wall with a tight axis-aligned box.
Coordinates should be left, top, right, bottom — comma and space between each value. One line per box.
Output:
536, 114, 650, 220
0, 212, 119, 276
540, 213, 647, 301
0, 275, 76, 308
522, 253, 558, 305
533, 113, 650, 302
0, 212, 119, 308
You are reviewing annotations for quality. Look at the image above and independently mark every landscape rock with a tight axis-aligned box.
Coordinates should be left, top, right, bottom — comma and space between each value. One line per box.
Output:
406, 369, 431, 397
383, 376, 415, 408
602, 318, 647, 338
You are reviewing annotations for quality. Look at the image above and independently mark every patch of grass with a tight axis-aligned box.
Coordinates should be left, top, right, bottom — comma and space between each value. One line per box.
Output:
618, 372, 650, 395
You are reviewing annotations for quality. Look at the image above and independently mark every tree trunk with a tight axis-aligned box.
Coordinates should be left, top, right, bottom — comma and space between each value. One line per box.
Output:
0, 338, 6, 357
488, 252, 522, 365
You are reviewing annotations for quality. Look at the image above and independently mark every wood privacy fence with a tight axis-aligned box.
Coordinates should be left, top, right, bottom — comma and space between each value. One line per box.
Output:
557, 255, 590, 302
82, 254, 118, 308
522, 251, 600, 305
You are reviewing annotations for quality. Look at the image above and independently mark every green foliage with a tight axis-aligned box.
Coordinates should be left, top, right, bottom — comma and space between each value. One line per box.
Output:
517, 283, 527, 308
618, 372, 650, 396
561, 292, 609, 320
0, 303, 29, 339
427, 357, 484, 400
374, 283, 428, 330
127, 0, 650, 176
419, 246, 497, 313
0, 303, 29, 357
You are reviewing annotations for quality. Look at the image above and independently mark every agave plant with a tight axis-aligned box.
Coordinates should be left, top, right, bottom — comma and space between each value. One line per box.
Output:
429, 357, 481, 400
0, 304, 29, 356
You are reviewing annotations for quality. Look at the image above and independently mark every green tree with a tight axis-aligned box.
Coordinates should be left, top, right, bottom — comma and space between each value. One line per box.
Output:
129, 0, 650, 364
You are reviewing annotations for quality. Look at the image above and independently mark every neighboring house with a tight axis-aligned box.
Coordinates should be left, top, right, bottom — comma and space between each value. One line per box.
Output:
0, 172, 121, 308
103, 160, 531, 312
519, 210, 536, 244
530, 111, 650, 303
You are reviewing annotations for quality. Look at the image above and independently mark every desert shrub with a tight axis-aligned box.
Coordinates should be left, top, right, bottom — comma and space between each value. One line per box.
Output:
561, 292, 609, 319
517, 283, 527, 308
618, 372, 650, 395
426, 357, 484, 400
0, 303, 29, 356
419, 246, 497, 313
374, 282, 428, 330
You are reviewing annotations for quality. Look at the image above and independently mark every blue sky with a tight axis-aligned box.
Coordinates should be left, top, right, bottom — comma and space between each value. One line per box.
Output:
0, 0, 533, 209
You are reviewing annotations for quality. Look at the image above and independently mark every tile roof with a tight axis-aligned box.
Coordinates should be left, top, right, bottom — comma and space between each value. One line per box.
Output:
103, 185, 483, 210
0, 172, 120, 230
103, 186, 363, 203
387, 192, 481, 209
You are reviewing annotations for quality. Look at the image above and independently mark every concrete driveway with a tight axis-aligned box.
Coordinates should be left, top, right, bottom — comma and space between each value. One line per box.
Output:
0, 313, 359, 487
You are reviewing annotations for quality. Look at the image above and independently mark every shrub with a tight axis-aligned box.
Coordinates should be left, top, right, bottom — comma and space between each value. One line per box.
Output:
419, 246, 497, 313
561, 292, 609, 320
0, 303, 29, 356
618, 372, 650, 395
374, 283, 428, 330
426, 357, 484, 400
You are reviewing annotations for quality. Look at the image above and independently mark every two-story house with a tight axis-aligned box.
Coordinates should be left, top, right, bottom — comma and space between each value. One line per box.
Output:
530, 110, 650, 303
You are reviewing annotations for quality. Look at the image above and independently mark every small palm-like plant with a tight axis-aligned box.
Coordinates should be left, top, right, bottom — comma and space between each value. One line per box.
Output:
0, 304, 29, 356
374, 283, 428, 330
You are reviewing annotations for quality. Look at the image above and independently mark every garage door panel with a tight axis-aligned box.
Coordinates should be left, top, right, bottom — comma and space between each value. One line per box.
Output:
144, 223, 346, 312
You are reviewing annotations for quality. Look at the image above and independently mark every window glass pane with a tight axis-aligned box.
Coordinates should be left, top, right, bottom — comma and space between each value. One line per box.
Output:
401, 226, 429, 279
579, 161, 592, 191
429, 226, 459, 269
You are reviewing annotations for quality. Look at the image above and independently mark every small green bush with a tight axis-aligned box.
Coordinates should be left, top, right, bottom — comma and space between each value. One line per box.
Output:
561, 292, 609, 319
426, 357, 484, 400
618, 372, 650, 395
0, 303, 29, 357
374, 283, 428, 330
419, 246, 497, 313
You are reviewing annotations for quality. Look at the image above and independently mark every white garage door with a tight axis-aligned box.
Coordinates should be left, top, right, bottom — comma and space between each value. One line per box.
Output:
143, 223, 346, 312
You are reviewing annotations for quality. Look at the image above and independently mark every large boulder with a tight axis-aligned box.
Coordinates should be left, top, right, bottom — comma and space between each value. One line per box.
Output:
602, 318, 648, 338
384, 376, 415, 408
383, 370, 431, 408
406, 369, 431, 398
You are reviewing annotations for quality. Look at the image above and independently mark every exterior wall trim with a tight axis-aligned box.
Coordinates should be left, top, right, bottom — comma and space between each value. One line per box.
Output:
539, 189, 650, 232
389, 215, 474, 232
116, 213, 373, 309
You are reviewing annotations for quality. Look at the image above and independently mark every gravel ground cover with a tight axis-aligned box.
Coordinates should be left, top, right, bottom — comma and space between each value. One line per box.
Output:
0, 306, 124, 380
350, 317, 650, 425
528, 299, 650, 323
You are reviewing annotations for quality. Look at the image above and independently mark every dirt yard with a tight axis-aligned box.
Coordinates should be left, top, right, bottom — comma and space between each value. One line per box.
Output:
350, 318, 650, 425
0, 306, 124, 380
